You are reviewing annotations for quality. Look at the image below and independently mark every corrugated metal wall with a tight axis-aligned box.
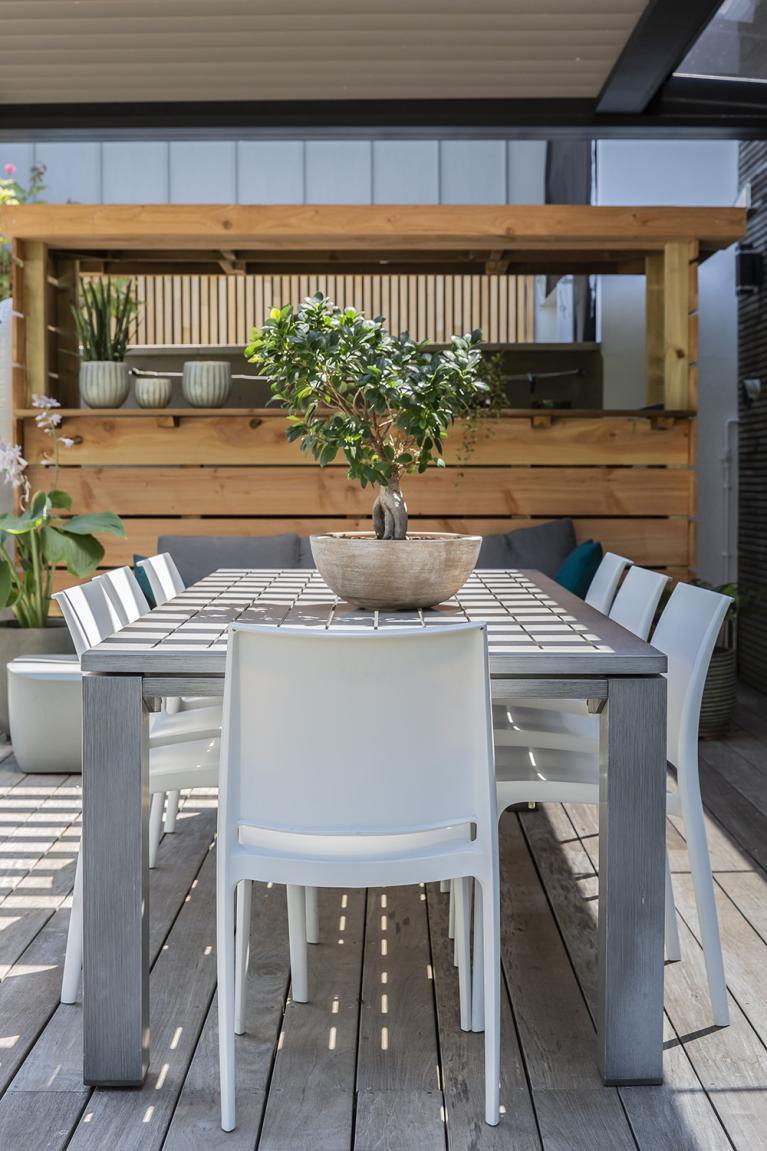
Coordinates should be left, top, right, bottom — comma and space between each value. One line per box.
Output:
737, 141, 767, 691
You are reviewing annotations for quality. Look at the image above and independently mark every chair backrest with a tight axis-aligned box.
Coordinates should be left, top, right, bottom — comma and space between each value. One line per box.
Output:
608, 566, 670, 640
97, 566, 150, 626
53, 580, 123, 658
585, 552, 632, 614
137, 553, 185, 607
650, 582, 732, 772
218, 623, 496, 848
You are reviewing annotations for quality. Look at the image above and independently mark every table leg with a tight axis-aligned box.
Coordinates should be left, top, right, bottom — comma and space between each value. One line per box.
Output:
82, 675, 149, 1085
598, 675, 666, 1085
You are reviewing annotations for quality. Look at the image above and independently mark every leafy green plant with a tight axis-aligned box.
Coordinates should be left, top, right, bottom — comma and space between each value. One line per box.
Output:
0, 162, 46, 300
458, 351, 508, 467
246, 292, 484, 539
0, 396, 125, 627
73, 278, 138, 362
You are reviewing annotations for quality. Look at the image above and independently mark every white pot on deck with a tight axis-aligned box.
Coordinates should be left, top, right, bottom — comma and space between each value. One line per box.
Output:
310, 532, 481, 611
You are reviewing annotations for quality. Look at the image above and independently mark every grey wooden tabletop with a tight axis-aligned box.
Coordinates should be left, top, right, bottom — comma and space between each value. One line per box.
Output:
81, 568, 665, 677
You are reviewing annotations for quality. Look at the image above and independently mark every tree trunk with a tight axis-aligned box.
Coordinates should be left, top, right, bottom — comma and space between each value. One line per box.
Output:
372, 477, 408, 540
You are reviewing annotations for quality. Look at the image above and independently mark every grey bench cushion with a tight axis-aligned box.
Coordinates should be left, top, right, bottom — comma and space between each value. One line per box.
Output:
476, 518, 576, 575
157, 534, 302, 585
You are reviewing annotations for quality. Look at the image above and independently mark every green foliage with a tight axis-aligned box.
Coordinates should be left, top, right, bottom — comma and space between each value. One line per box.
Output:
245, 293, 485, 492
73, 277, 139, 362
0, 162, 46, 301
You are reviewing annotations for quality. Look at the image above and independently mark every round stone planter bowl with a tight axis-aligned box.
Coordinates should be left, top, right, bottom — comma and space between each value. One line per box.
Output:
79, 361, 130, 408
309, 532, 482, 611
182, 361, 232, 408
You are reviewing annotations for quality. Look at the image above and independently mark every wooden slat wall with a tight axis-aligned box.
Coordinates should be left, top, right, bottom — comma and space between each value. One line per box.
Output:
19, 411, 695, 588
120, 273, 537, 346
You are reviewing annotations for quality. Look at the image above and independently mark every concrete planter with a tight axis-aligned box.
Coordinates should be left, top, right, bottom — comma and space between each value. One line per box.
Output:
0, 620, 75, 736
310, 532, 481, 610
79, 360, 130, 408
182, 361, 232, 407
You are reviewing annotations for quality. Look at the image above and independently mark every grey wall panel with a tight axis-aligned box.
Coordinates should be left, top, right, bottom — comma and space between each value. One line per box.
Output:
102, 142, 168, 204
0, 143, 36, 184
170, 141, 236, 203
372, 141, 439, 204
237, 141, 304, 204
34, 142, 102, 203
440, 141, 506, 205
305, 141, 372, 204
508, 141, 547, 204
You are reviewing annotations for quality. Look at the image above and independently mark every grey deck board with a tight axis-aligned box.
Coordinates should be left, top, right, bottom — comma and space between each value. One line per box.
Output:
0, 685, 766, 1150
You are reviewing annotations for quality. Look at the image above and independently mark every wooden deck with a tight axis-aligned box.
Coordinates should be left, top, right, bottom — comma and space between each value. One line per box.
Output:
0, 686, 765, 1151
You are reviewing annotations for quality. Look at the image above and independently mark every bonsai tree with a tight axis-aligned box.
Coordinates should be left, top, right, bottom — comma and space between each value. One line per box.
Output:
246, 293, 485, 539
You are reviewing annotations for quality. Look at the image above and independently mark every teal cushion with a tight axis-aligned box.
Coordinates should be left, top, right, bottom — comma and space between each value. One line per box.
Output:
554, 540, 603, 599
132, 554, 157, 608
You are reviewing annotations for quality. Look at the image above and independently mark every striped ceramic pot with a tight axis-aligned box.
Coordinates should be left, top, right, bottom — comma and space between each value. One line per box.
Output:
79, 361, 130, 408
134, 376, 173, 409
182, 361, 232, 408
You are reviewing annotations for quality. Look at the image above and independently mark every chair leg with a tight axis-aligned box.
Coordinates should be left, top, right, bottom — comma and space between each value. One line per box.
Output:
287, 884, 309, 1003
454, 877, 472, 1031
164, 790, 180, 834
235, 881, 252, 1035
481, 877, 501, 1126
217, 880, 237, 1132
685, 799, 729, 1026
448, 880, 456, 942
665, 851, 681, 963
149, 792, 164, 869
61, 849, 83, 1004
471, 877, 484, 1033
305, 887, 319, 945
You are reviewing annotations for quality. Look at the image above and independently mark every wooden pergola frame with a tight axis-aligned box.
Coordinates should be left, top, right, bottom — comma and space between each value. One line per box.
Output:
1, 203, 745, 414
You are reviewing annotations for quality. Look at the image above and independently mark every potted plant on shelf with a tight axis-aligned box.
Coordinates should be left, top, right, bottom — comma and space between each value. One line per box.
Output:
73, 277, 138, 408
0, 396, 125, 731
246, 292, 485, 609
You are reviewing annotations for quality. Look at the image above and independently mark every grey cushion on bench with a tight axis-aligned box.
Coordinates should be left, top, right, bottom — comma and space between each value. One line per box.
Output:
476, 518, 576, 575
157, 534, 302, 585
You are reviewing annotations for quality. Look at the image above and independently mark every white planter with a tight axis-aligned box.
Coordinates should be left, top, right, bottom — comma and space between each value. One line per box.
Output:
79, 360, 130, 408
182, 361, 232, 407
134, 376, 173, 408
310, 532, 481, 610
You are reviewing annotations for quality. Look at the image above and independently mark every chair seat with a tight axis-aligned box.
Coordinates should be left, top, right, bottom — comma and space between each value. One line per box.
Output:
149, 704, 222, 747
149, 736, 219, 792
493, 703, 598, 752
7, 654, 80, 680
238, 821, 472, 861
495, 744, 600, 805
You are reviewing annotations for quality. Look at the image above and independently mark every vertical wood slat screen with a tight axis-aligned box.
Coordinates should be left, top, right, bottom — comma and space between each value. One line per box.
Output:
122, 274, 536, 346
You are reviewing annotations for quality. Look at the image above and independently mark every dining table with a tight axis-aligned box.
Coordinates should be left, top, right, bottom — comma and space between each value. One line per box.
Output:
80, 566, 667, 1089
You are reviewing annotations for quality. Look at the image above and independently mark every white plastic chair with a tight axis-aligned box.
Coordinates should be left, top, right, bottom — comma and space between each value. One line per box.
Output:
216, 623, 500, 1131
585, 551, 633, 614
495, 566, 670, 734
137, 552, 185, 606
491, 582, 733, 1026
54, 580, 220, 866
97, 567, 222, 833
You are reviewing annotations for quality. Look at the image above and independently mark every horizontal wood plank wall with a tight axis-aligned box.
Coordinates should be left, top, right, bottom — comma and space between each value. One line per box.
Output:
118, 273, 537, 346
19, 411, 695, 591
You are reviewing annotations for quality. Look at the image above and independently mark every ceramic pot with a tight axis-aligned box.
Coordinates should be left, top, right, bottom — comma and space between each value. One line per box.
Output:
79, 361, 130, 408
182, 361, 232, 408
310, 532, 481, 610
134, 376, 173, 409
0, 620, 75, 736
700, 646, 737, 738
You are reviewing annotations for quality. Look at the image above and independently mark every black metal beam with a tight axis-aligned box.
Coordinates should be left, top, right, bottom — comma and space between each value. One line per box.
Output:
2, 79, 767, 141
597, 0, 723, 114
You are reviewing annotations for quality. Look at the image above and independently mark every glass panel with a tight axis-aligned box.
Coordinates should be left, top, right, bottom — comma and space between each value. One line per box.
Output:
675, 0, 767, 82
